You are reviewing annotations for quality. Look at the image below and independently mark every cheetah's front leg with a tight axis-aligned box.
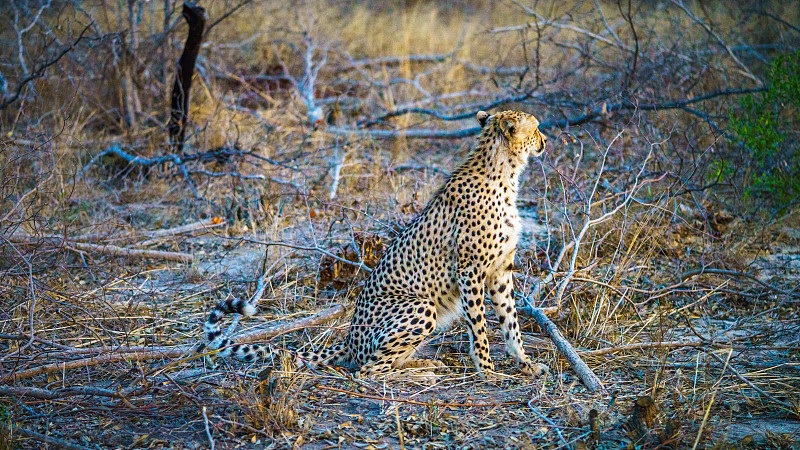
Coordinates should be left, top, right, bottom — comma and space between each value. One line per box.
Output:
487, 267, 549, 376
458, 268, 494, 375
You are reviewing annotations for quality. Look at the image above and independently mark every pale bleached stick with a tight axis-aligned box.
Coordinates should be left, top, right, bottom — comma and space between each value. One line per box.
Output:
528, 307, 604, 393
1, 304, 345, 382
8, 218, 224, 246
70, 242, 193, 262
138, 217, 225, 246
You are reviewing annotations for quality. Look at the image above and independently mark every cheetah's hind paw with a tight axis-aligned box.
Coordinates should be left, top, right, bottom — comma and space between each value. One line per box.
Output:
401, 358, 448, 371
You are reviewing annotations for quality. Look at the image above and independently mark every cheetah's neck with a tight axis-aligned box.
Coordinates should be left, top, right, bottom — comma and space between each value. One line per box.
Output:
458, 136, 529, 196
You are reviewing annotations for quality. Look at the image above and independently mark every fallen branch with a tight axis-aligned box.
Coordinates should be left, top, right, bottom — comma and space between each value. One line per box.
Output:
138, 217, 225, 246
359, 91, 538, 127
146, 217, 225, 239
82, 145, 294, 199
0, 385, 123, 400
15, 427, 90, 450
392, 163, 451, 177
81, 146, 197, 199
528, 307, 604, 393
9, 217, 224, 247
1, 304, 345, 382
70, 242, 194, 263
326, 125, 480, 139
82, 145, 180, 171
342, 52, 450, 71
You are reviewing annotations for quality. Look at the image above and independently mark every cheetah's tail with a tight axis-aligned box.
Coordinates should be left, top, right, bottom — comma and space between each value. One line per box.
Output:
199, 296, 257, 351
197, 296, 347, 369
196, 296, 280, 365
295, 342, 347, 369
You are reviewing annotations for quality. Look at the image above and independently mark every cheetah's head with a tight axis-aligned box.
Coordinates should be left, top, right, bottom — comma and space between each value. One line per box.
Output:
477, 110, 547, 158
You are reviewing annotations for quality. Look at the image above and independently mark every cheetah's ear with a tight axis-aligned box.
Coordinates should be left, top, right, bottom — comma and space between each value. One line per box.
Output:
476, 111, 489, 128
499, 116, 518, 140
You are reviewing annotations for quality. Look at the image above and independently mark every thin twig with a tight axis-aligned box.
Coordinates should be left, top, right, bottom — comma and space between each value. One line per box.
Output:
0, 22, 93, 110
202, 406, 215, 450
703, 350, 796, 411
691, 390, 716, 450
670, 0, 761, 85
681, 268, 798, 298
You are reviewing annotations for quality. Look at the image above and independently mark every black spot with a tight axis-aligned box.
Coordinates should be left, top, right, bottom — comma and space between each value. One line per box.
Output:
207, 330, 222, 341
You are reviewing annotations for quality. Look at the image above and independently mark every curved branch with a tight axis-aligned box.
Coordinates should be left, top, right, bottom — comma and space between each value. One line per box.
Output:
329, 88, 767, 139
360, 92, 538, 127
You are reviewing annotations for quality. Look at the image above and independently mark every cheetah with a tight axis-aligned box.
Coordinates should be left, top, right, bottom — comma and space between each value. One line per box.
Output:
201, 110, 550, 378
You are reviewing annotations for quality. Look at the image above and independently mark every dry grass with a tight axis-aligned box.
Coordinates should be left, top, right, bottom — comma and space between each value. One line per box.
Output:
1, 0, 799, 448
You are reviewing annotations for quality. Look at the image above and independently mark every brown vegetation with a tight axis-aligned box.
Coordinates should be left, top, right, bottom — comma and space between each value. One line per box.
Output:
1, 0, 798, 448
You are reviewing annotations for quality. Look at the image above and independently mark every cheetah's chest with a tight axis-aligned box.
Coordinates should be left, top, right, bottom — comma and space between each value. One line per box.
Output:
494, 201, 521, 267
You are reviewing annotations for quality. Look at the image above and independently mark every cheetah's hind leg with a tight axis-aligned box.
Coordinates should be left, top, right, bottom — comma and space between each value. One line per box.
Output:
356, 328, 438, 380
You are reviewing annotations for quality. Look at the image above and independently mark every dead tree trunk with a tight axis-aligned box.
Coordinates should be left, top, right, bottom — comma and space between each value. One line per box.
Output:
167, 1, 205, 154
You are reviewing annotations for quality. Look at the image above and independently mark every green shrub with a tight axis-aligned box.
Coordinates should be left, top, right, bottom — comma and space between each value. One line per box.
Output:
729, 51, 800, 202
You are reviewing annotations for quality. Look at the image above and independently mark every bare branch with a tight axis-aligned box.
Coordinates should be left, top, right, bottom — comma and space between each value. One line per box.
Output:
68, 242, 194, 262
329, 88, 764, 139
670, 0, 762, 85
0, 21, 93, 110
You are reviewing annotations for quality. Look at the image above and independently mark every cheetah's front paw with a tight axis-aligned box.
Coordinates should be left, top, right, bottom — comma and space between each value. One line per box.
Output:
521, 361, 549, 376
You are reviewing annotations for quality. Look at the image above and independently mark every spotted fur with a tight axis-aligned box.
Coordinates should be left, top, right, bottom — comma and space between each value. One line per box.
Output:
201, 110, 550, 378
